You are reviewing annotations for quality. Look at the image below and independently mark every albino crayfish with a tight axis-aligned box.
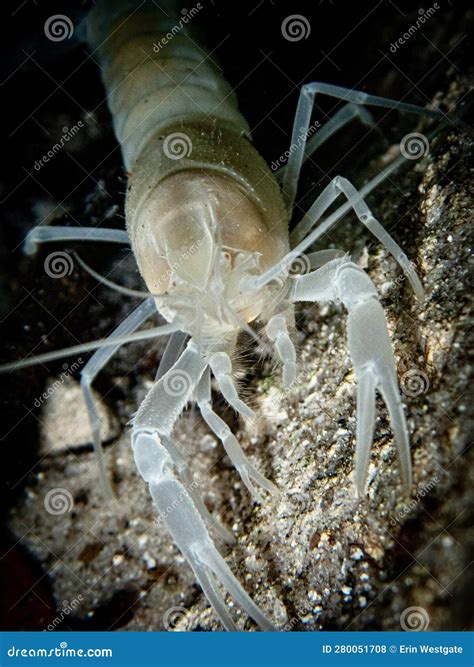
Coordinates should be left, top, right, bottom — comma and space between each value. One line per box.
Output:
3, 0, 460, 630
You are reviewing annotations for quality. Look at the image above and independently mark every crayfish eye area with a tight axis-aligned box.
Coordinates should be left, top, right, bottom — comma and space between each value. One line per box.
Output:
129, 170, 286, 298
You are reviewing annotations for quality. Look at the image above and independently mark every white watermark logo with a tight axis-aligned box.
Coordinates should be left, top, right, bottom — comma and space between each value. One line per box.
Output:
390, 475, 440, 527
400, 367, 430, 397
400, 132, 430, 160
34, 359, 83, 408
163, 606, 188, 630
44, 15, 74, 42
158, 476, 202, 522
163, 132, 193, 160
389, 5, 440, 53
34, 121, 85, 171
272, 252, 311, 287
8, 644, 112, 658
157, 238, 203, 288
44, 251, 74, 278
281, 15, 311, 42
163, 369, 192, 397
153, 3, 203, 52
44, 488, 74, 515
270, 122, 321, 171
400, 606, 430, 631
44, 596, 84, 631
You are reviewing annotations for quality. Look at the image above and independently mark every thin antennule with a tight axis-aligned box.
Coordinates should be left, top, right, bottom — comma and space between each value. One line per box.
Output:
241, 151, 407, 293
0, 322, 179, 373
73, 252, 158, 299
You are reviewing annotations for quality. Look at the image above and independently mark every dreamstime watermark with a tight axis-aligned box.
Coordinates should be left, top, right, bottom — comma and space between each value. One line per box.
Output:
44, 250, 74, 278
34, 121, 85, 171
271, 252, 312, 288
392, 260, 418, 288
163, 132, 193, 160
281, 253, 312, 277
163, 369, 192, 397
270, 122, 321, 171
281, 15, 311, 42
390, 475, 440, 527
34, 359, 83, 408
157, 238, 203, 287
44, 595, 84, 631
44, 488, 74, 515
400, 605, 430, 631
153, 4, 203, 52
400, 367, 430, 397
400, 132, 430, 160
44, 14, 74, 42
158, 476, 201, 522
163, 606, 188, 630
7, 644, 112, 659
283, 601, 313, 630
389, 5, 440, 53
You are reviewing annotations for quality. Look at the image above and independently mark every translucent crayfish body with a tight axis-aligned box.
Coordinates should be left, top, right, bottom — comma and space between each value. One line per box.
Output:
3, 0, 452, 631
88, 0, 290, 337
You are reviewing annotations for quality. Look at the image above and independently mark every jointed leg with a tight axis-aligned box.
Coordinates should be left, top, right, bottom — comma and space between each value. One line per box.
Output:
289, 174, 424, 299
292, 257, 412, 494
196, 369, 278, 501
161, 435, 234, 546
209, 352, 255, 418
192, 561, 239, 631
147, 468, 276, 630
134, 339, 208, 433
155, 330, 188, 380
275, 102, 375, 184
149, 334, 231, 541
131, 347, 276, 630
80, 297, 156, 497
304, 103, 375, 161
282, 81, 444, 209
329, 176, 423, 299
133, 345, 232, 540
240, 155, 406, 294
265, 314, 296, 389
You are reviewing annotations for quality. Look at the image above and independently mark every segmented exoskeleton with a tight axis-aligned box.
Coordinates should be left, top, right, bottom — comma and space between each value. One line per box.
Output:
3, 0, 455, 630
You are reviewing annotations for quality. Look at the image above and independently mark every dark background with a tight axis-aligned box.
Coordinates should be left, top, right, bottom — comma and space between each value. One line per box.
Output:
0, 0, 472, 630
